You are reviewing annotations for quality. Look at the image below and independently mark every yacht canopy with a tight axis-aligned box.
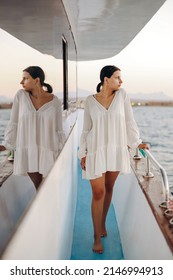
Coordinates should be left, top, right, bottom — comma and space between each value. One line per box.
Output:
0, 0, 166, 60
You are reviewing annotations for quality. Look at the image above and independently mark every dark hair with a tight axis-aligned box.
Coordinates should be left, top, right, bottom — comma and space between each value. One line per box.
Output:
23, 66, 53, 93
96, 65, 121, 92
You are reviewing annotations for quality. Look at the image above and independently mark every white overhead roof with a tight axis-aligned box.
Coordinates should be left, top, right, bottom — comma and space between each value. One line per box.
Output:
0, 0, 166, 61
76, 0, 166, 60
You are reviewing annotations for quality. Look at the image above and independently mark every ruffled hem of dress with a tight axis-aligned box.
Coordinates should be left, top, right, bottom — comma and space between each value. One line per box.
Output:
82, 145, 131, 179
13, 146, 56, 177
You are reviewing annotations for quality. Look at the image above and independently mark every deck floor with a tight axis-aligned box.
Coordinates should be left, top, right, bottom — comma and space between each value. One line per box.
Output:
70, 161, 124, 260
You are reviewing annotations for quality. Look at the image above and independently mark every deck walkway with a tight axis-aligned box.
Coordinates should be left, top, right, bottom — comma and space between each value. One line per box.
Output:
70, 161, 124, 260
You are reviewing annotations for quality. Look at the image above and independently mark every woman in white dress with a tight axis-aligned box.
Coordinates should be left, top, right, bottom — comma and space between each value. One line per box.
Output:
78, 65, 149, 254
0, 66, 65, 190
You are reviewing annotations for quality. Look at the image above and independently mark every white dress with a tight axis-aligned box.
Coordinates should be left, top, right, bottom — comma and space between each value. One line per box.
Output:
78, 88, 142, 179
3, 89, 65, 177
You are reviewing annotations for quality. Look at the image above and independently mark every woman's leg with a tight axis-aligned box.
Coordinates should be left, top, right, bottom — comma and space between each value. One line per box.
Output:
101, 171, 119, 237
90, 174, 106, 253
28, 172, 43, 190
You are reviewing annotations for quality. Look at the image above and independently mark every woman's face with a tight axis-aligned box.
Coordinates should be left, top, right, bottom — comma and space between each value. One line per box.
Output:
107, 70, 122, 91
20, 71, 37, 91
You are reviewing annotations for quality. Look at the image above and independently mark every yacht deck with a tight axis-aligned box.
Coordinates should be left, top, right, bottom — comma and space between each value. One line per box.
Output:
70, 161, 124, 260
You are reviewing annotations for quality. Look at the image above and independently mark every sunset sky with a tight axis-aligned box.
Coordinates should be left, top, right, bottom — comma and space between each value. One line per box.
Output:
0, 0, 173, 99
78, 0, 173, 97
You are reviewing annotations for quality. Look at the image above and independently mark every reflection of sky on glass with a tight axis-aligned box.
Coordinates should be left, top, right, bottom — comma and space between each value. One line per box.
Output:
0, 30, 64, 99
0, 0, 173, 99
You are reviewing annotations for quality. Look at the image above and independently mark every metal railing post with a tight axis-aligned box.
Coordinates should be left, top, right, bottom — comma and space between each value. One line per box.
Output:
143, 155, 154, 178
132, 148, 170, 202
133, 148, 142, 160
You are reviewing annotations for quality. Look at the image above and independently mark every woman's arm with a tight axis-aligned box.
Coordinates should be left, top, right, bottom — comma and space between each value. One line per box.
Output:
124, 92, 142, 149
56, 98, 66, 151
78, 97, 92, 159
1, 92, 20, 150
124, 93, 149, 150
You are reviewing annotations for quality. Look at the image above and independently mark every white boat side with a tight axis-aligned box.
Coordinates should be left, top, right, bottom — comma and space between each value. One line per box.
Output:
1, 119, 78, 259
113, 171, 173, 259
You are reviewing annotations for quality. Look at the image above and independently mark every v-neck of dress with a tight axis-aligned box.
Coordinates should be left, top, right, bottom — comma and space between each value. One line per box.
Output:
92, 91, 118, 111
26, 92, 55, 112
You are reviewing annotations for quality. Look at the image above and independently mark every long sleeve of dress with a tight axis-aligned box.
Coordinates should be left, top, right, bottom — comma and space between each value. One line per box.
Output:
2, 92, 19, 150
56, 98, 66, 152
124, 93, 142, 149
78, 98, 92, 159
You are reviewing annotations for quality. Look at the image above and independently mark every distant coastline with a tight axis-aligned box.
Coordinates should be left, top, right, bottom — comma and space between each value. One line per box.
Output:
130, 100, 173, 107
0, 103, 12, 109
77, 97, 173, 108
1, 92, 173, 110
1, 100, 173, 110
77, 89, 173, 107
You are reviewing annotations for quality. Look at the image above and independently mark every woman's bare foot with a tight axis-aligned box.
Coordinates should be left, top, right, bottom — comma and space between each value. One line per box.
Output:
93, 236, 103, 254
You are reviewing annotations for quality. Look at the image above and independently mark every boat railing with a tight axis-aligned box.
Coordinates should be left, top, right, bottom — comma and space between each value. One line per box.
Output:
134, 149, 170, 202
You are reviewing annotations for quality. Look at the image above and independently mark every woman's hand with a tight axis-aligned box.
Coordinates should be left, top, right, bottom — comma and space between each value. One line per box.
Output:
0, 145, 6, 152
138, 143, 150, 150
80, 157, 86, 170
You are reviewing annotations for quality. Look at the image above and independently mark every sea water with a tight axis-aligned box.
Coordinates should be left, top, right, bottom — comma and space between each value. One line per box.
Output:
133, 106, 173, 189
0, 106, 173, 188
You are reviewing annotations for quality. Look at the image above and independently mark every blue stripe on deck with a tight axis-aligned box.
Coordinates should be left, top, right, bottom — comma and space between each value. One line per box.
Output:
70, 160, 124, 260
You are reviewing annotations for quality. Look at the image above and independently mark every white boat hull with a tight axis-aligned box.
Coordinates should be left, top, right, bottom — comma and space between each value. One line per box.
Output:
1, 123, 78, 259
113, 172, 173, 259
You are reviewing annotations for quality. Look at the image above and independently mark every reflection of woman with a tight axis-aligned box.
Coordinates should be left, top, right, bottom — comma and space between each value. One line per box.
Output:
78, 65, 149, 254
0, 66, 65, 189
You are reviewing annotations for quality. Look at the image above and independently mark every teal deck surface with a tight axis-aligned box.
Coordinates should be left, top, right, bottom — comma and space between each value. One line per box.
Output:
70, 161, 124, 260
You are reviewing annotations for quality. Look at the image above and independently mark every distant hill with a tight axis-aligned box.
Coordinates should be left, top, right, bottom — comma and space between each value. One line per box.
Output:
78, 89, 92, 97
129, 92, 172, 101
0, 95, 12, 103
1, 91, 172, 103
78, 89, 173, 101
